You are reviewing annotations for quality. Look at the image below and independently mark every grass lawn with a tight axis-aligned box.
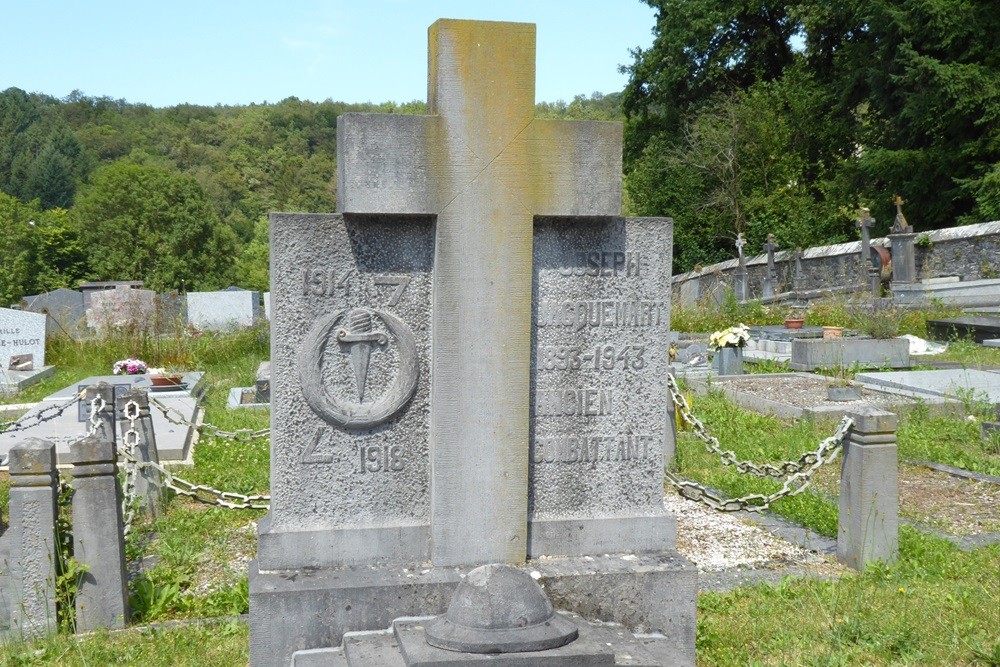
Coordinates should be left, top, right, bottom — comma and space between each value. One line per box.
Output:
2, 311, 999, 666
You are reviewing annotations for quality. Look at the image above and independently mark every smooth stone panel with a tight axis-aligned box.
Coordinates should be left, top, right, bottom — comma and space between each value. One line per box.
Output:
856, 368, 1000, 403
186, 289, 261, 331
788, 337, 910, 371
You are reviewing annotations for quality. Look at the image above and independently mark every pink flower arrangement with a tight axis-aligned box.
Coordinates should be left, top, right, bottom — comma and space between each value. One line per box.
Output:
112, 358, 148, 375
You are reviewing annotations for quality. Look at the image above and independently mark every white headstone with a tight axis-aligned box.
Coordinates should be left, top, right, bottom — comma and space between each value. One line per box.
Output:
0, 308, 46, 368
186, 290, 262, 331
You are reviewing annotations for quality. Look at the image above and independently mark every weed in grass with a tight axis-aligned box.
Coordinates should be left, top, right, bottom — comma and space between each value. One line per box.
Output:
745, 357, 790, 374
953, 387, 996, 421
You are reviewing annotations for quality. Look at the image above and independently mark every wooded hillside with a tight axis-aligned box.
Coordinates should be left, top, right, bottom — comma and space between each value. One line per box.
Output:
3, 0, 998, 300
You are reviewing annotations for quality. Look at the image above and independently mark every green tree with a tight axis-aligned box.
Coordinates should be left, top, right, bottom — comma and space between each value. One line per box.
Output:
73, 161, 238, 291
23, 143, 75, 208
0, 193, 86, 304
234, 216, 270, 292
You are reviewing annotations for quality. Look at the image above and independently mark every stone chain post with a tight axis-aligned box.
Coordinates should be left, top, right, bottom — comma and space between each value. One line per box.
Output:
5, 438, 59, 637
838, 407, 899, 569
117, 387, 163, 517
69, 434, 130, 630
84, 383, 116, 445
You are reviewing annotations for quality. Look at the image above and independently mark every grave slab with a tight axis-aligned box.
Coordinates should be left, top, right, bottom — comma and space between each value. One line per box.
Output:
983, 339, 1000, 348
927, 315, 1000, 343
788, 337, 910, 371
1, 373, 203, 464
1, 366, 56, 394
855, 369, 1000, 405
687, 373, 962, 421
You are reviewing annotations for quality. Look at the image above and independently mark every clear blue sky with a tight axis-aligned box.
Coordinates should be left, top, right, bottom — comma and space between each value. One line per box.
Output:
1, 1, 656, 107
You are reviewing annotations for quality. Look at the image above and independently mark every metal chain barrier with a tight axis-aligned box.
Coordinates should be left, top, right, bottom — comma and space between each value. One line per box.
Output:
120, 399, 141, 536
0, 393, 83, 435
665, 373, 853, 513
667, 373, 852, 478
87, 395, 106, 436
149, 396, 270, 442
118, 399, 269, 521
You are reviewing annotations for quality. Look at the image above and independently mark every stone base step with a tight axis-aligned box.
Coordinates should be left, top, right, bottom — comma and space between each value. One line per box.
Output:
251, 553, 697, 667
292, 614, 692, 666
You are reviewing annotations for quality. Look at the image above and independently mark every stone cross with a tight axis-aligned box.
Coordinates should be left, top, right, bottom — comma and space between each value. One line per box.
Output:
734, 233, 746, 268
856, 208, 879, 295
891, 195, 910, 233
337, 20, 622, 566
763, 234, 779, 280
793, 248, 805, 291
856, 208, 875, 260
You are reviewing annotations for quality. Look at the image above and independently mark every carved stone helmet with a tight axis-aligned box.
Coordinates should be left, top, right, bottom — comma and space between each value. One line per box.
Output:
424, 563, 579, 654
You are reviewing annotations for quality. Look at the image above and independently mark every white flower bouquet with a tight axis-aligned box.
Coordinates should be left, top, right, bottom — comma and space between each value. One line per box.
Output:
709, 324, 750, 350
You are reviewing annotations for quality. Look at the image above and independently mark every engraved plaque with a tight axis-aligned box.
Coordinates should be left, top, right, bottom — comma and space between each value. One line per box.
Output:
264, 213, 433, 568
530, 217, 674, 553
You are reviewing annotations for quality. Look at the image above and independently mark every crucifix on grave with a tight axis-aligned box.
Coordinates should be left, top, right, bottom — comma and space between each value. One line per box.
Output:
888, 195, 917, 285
891, 195, 910, 233
793, 247, 805, 292
763, 233, 779, 298
338, 19, 622, 566
856, 207, 880, 296
733, 233, 748, 301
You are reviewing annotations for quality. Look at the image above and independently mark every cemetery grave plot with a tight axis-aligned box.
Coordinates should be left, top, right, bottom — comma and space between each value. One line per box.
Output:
0, 372, 205, 464
696, 373, 961, 419
927, 315, 1000, 344
807, 462, 1000, 539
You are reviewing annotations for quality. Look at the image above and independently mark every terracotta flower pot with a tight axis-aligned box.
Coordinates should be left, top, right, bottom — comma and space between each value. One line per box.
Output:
822, 326, 843, 339
785, 318, 804, 329
150, 373, 184, 387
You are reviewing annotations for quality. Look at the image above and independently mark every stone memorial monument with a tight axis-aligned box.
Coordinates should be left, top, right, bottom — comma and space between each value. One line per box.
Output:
856, 207, 880, 296
762, 234, 779, 298
889, 196, 916, 286
251, 19, 694, 666
85, 285, 156, 332
20, 287, 86, 337
0, 308, 46, 370
733, 233, 748, 302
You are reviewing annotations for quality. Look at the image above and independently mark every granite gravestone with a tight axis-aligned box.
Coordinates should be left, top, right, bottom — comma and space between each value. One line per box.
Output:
251, 19, 693, 667
186, 288, 262, 332
21, 288, 86, 337
86, 286, 156, 331
0, 308, 46, 369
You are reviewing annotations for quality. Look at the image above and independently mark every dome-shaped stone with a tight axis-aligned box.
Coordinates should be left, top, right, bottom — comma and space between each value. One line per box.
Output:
424, 564, 578, 654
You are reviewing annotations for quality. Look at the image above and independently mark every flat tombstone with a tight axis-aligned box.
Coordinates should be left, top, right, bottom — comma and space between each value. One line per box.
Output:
0, 307, 46, 369
261, 214, 434, 569
186, 289, 262, 332
530, 218, 674, 556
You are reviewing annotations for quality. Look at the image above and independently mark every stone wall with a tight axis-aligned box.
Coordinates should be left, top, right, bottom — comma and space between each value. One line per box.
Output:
672, 220, 1000, 306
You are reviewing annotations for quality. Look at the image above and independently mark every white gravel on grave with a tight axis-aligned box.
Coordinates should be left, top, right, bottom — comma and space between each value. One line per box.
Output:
663, 493, 833, 572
